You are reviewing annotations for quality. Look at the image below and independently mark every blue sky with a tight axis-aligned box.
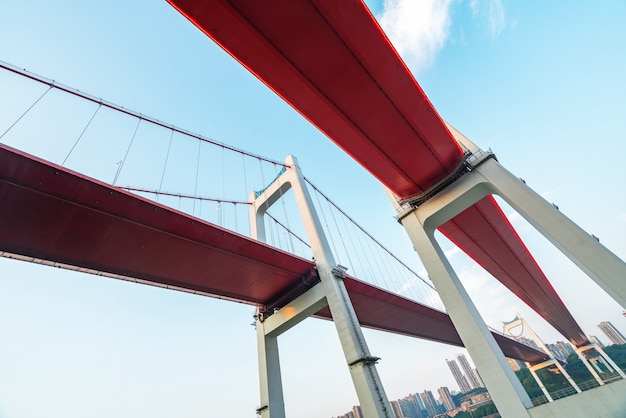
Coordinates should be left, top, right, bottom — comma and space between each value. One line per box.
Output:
1, 1, 625, 417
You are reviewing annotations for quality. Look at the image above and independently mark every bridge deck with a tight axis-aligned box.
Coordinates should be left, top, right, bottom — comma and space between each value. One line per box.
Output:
168, 0, 587, 346
0, 145, 547, 363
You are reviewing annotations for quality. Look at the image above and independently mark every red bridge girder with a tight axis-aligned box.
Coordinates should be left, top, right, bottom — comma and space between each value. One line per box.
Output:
0, 144, 548, 363
168, 0, 587, 346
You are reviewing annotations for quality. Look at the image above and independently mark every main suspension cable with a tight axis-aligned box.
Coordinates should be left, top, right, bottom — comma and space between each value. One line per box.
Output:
0, 60, 286, 166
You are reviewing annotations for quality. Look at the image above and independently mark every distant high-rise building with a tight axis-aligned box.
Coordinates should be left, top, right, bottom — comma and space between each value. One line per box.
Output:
598, 321, 626, 345
420, 390, 438, 418
556, 341, 574, 356
471, 368, 485, 389
546, 341, 573, 362
446, 358, 471, 393
390, 400, 405, 418
335, 406, 361, 418
412, 392, 426, 412
399, 394, 424, 418
456, 354, 484, 389
437, 386, 456, 412
517, 336, 541, 350
590, 335, 605, 348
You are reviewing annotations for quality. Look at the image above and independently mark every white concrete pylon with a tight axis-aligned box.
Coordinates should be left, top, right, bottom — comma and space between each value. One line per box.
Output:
250, 155, 393, 417
575, 345, 606, 386
255, 309, 286, 418
529, 359, 582, 399
253, 283, 327, 418
389, 192, 534, 417
389, 125, 626, 416
527, 361, 553, 403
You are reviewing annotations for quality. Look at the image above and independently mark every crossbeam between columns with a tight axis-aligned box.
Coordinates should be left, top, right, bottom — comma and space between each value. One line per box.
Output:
389, 129, 626, 416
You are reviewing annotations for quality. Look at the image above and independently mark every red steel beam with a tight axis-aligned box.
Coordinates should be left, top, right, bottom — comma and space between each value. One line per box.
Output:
167, 0, 588, 346
0, 146, 312, 305
316, 278, 548, 363
440, 200, 587, 345
166, 0, 464, 199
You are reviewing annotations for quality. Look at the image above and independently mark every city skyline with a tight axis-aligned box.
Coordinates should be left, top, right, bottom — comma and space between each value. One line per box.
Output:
335, 327, 626, 417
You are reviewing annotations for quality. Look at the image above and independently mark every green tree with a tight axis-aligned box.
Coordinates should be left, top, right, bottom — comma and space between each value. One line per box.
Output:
564, 353, 595, 383
515, 365, 578, 401
472, 401, 499, 417
515, 368, 543, 399
603, 344, 626, 369
536, 367, 572, 393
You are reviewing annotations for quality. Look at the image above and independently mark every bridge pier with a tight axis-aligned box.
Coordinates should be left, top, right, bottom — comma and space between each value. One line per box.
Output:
575, 343, 626, 386
254, 283, 328, 417
256, 315, 286, 418
250, 155, 393, 417
391, 198, 533, 417
389, 127, 626, 416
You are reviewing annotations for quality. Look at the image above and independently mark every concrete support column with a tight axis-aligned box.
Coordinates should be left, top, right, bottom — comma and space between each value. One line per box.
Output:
251, 155, 392, 417
256, 309, 286, 418
396, 210, 532, 417
527, 363, 553, 403
594, 345, 626, 379
445, 125, 626, 309
254, 284, 327, 418
575, 346, 605, 385
576, 344, 626, 385
599, 357, 614, 372
555, 361, 582, 393
528, 357, 582, 404
285, 156, 391, 417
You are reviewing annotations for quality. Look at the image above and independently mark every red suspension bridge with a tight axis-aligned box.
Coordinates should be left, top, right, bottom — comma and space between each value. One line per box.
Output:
1, 1, 625, 417
0, 61, 546, 362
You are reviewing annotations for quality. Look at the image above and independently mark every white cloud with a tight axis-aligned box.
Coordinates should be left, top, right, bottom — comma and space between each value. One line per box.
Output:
619, 213, 626, 224
444, 245, 461, 258
378, 0, 454, 74
506, 210, 521, 224
470, 0, 507, 38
